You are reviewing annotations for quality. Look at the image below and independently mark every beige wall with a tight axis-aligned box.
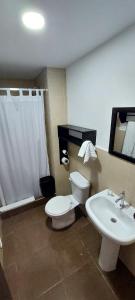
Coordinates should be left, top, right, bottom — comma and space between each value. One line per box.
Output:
69, 143, 135, 275
36, 68, 69, 195
46, 68, 69, 195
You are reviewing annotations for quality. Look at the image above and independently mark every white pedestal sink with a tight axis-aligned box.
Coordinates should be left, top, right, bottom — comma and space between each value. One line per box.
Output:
86, 189, 135, 272
99, 236, 120, 272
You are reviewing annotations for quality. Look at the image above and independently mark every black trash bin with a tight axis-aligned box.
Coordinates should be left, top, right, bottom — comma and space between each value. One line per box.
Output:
40, 176, 55, 198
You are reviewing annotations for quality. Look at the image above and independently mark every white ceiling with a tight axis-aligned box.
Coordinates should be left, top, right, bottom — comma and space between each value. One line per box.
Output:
1, 0, 135, 79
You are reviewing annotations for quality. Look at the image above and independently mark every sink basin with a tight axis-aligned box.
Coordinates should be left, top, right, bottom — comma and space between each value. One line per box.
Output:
86, 189, 135, 245
86, 189, 135, 271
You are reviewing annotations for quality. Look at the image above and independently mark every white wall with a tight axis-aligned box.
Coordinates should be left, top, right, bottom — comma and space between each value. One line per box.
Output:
66, 25, 135, 150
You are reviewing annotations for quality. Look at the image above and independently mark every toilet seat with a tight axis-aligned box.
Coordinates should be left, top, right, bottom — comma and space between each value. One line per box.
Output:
45, 195, 78, 217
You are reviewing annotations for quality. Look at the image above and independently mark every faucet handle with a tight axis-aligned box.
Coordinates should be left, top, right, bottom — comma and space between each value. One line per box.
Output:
121, 191, 125, 197
115, 191, 125, 203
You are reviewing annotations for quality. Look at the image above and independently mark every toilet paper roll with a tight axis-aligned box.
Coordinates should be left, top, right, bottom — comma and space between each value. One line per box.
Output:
61, 157, 69, 165
62, 149, 68, 155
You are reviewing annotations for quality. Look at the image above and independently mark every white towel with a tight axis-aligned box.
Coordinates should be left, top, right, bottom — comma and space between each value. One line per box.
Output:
78, 140, 97, 163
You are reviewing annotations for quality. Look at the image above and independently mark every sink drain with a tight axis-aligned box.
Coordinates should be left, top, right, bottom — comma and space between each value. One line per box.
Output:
110, 217, 117, 223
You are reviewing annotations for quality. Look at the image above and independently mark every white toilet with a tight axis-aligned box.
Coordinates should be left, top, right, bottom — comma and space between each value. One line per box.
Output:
45, 171, 90, 229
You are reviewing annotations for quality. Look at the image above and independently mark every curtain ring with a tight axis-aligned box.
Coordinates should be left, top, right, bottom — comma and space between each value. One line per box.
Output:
29, 89, 32, 96
19, 89, 23, 96
7, 89, 10, 96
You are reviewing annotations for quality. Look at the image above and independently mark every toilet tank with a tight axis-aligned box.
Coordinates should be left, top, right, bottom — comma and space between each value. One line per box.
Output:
69, 171, 90, 204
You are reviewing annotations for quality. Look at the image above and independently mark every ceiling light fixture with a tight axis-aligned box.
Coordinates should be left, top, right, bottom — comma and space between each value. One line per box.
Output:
22, 11, 45, 30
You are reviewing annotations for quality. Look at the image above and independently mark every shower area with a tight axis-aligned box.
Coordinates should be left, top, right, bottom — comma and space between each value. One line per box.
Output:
0, 87, 49, 211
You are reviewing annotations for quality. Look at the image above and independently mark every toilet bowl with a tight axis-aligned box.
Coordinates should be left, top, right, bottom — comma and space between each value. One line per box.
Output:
45, 171, 90, 229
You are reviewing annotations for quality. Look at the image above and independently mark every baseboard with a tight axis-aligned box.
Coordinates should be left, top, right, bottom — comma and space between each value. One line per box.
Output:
1, 197, 49, 219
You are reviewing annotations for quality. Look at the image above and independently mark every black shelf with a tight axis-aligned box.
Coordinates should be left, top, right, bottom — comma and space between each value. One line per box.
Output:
57, 124, 96, 164
58, 125, 96, 146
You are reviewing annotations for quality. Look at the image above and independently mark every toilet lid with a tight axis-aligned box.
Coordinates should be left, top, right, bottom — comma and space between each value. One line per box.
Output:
45, 196, 74, 217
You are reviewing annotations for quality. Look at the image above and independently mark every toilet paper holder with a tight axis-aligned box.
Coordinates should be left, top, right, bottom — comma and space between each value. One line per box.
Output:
58, 137, 69, 165
61, 157, 69, 165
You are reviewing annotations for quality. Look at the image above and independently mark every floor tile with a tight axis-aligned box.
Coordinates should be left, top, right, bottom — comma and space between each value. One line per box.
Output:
0, 263, 12, 300
53, 236, 90, 278
3, 233, 17, 267
3, 205, 45, 237
64, 263, 117, 300
79, 221, 101, 260
102, 260, 135, 300
18, 246, 62, 300
4, 263, 20, 300
38, 282, 67, 300
14, 221, 52, 266
2, 204, 135, 300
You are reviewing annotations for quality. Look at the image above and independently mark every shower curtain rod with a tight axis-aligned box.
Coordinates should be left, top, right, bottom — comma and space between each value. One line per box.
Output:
0, 88, 48, 91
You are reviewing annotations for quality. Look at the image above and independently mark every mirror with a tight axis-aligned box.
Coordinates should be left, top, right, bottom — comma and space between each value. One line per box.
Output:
109, 107, 135, 163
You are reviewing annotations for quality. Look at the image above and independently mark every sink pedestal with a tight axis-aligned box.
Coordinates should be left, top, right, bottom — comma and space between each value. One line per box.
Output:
99, 236, 120, 272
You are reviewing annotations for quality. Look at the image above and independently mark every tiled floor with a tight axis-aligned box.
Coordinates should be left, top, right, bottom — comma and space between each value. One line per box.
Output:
0, 263, 12, 299
2, 205, 135, 300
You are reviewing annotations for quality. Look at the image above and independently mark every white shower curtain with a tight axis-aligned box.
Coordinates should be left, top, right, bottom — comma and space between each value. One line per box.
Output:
0, 89, 49, 205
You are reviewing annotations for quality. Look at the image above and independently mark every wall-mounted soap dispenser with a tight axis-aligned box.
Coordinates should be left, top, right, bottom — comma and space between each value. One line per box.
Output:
58, 124, 96, 165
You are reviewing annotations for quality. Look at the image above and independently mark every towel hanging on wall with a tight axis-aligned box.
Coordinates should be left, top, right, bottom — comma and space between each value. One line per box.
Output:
78, 140, 97, 163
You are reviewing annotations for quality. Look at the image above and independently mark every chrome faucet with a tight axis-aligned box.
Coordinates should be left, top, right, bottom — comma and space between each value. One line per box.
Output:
115, 191, 126, 209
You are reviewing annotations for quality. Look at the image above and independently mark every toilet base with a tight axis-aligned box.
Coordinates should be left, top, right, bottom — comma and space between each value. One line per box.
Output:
51, 209, 76, 230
